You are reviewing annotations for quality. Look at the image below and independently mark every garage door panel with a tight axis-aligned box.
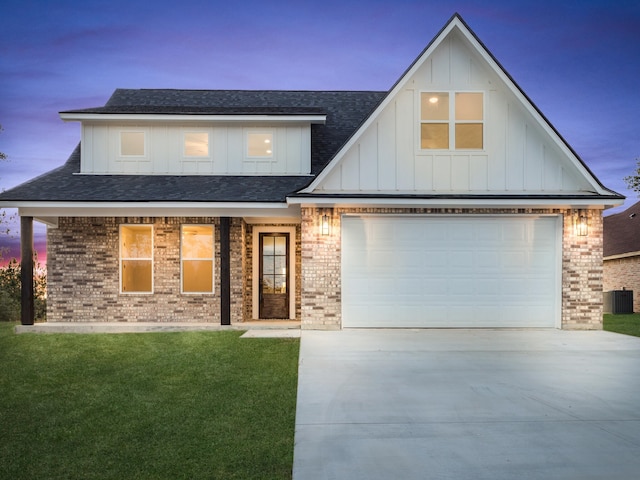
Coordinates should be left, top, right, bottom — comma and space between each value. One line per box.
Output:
342, 215, 559, 328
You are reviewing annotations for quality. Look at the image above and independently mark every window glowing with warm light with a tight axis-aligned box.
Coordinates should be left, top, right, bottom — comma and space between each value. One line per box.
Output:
420, 92, 483, 149
120, 225, 153, 293
247, 132, 274, 157
120, 131, 145, 156
181, 225, 214, 294
184, 132, 209, 157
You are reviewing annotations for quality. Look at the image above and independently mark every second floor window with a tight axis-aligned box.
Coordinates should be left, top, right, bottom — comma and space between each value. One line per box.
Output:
184, 132, 209, 157
247, 131, 274, 158
420, 92, 483, 150
120, 131, 145, 156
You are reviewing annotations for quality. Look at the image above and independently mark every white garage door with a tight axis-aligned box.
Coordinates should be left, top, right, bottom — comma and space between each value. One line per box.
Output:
341, 215, 560, 328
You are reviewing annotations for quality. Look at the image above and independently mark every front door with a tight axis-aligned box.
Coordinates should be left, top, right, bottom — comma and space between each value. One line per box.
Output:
259, 233, 289, 319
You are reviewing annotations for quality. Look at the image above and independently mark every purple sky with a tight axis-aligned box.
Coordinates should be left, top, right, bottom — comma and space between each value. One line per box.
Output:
1, 0, 639, 263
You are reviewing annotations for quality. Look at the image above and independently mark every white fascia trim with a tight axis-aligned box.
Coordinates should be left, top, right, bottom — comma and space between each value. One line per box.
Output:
60, 113, 326, 124
287, 196, 622, 209
16, 202, 300, 219
604, 251, 640, 261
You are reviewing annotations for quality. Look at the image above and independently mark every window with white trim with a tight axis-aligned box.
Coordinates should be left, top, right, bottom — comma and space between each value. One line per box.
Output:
120, 225, 153, 293
120, 131, 145, 156
247, 131, 274, 158
181, 225, 215, 294
184, 132, 209, 157
420, 92, 483, 150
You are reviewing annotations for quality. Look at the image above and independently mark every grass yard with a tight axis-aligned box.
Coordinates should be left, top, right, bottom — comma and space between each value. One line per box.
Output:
0, 323, 299, 480
604, 313, 640, 338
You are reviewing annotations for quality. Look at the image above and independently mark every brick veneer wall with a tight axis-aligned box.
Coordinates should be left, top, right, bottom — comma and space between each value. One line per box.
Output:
47, 217, 246, 323
604, 256, 640, 313
301, 207, 604, 330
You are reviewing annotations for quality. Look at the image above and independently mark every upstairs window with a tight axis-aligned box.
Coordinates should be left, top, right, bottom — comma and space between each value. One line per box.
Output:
184, 132, 209, 157
420, 92, 483, 150
120, 225, 153, 293
247, 131, 274, 158
120, 131, 145, 156
181, 225, 214, 294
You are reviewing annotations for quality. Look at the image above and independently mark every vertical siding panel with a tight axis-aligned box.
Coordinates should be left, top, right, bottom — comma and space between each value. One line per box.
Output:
227, 128, 243, 174
487, 90, 506, 191
212, 127, 227, 174
320, 169, 342, 191
154, 126, 169, 174
543, 146, 562, 191
430, 37, 450, 85
433, 155, 452, 190
341, 147, 360, 190
451, 155, 470, 191
300, 126, 311, 174
450, 35, 471, 88
107, 125, 121, 173
393, 93, 414, 190
469, 155, 488, 191
505, 103, 525, 190
414, 155, 433, 190
359, 126, 378, 190
377, 107, 396, 189
285, 126, 302, 174
524, 126, 543, 191
82, 125, 93, 173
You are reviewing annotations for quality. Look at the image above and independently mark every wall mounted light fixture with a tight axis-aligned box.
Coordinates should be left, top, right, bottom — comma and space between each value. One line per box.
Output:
321, 212, 330, 236
573, 210, 588, 236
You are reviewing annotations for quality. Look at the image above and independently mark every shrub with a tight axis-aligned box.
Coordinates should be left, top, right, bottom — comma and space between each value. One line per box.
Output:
0, 258, 46, 322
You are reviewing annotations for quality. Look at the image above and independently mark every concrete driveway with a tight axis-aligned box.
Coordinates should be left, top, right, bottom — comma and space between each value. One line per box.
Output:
293, 329, 640, 480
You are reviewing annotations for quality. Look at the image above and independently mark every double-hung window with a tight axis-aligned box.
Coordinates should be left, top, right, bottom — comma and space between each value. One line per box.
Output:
181, 225, 214, 294
420, 92, 484, 150
120, 225, 153, 293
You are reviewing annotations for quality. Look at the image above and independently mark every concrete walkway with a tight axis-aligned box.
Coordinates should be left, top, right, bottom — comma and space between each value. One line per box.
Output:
293, 329, 640, 480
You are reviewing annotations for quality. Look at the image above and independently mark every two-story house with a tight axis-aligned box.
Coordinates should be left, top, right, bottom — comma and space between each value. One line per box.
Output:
0, 14, 624, 329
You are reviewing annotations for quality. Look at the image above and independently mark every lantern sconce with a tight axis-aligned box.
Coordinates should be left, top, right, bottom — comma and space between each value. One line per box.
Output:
573, 210, 588, 236
321, 212, 330, 236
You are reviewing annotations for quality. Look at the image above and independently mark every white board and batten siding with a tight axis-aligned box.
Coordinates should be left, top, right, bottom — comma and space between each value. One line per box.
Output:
80, 123, 311, 175
316, 30, 592, 195
341, 215, 561, 328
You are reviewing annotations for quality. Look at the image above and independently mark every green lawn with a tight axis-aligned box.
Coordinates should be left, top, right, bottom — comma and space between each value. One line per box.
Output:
0, 323, 299, 480
604, 313, 640, 338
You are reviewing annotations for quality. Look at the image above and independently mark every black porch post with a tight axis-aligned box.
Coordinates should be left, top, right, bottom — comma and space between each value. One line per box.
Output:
20, 216, 35, 325
220, 217, 231, 325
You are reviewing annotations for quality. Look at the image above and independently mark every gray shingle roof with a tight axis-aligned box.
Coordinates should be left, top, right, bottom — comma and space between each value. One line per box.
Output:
604, 201, 640, 257
0, 89, 385, 204
0, 144, 313, 203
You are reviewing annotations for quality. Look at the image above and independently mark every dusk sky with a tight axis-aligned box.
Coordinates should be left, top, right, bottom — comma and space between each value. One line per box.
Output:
1, 0, 639, 263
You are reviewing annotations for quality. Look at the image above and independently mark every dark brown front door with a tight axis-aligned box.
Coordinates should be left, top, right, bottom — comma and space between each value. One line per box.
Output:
259, 233, 289, 319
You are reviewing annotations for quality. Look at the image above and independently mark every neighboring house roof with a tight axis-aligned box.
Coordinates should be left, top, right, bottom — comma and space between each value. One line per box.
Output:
0, 90, 385, 204
604, 200, 640, 258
